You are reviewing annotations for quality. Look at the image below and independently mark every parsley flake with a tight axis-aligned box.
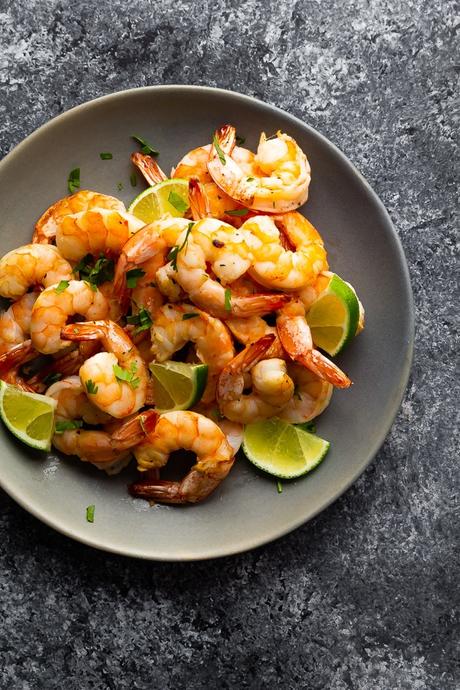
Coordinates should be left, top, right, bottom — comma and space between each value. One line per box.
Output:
74, 254, 114, 286
55, 419, 83, 434
276, 480, 283, 494
131, 135, 159, 156
99, 152, 113, 160
224, 288, 232, 312
86, 505, 95, 523
130, 172, 137, 187
85, 380, 98, 395
113, 362, 140, 389
55, 280, 69, 294
225, 208, 250, 217
182, 312, 199, 320
126, 307, 152, 334
295, 421, 317, 434
167, 222, 194, 271
68, 167, 80, 194
212, 135, 226, 165
168, 190, 189, 214
126, 268, 146, 289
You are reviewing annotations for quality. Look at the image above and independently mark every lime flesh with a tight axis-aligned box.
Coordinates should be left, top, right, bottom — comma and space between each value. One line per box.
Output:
128, 178, 189, 223
0, 381, 57, 451
149, 361, 208, 411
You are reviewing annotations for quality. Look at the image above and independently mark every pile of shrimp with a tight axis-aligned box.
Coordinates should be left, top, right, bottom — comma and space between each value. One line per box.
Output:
0, 125, 364, 505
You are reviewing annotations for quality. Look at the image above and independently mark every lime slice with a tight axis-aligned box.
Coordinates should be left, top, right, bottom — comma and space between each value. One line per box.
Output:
243, 418, 330, 479
149, 361, 208, 411
128, 178, 189, 223
0, 381, 57, 451
306, 273, 360, 356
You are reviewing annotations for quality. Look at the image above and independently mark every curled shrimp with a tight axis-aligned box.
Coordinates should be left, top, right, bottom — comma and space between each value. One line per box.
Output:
0, 339, 38, 391
117, 410, 235, 504
217, 334, 294, 423
33, 190, 126, 244
0, 244, 73, 300
277, 300, 351, 388
239, 213, 327, 291
0, 292, 39, 355
30, 280, 110, 354
278, 364, 333, 424
56, 208, 145, 262
61, 320, 148, 418
46, 375, 111, 425
208, 125, 311, 213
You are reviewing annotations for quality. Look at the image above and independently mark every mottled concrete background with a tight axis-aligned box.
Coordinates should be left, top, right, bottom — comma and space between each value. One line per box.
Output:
0, 1, 458, 688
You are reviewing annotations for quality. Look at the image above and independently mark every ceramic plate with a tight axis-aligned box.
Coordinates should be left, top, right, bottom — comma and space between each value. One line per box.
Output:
0, 86, 413, 560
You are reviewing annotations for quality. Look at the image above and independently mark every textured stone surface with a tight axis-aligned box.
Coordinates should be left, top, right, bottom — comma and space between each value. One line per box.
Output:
0, 1, 458, 688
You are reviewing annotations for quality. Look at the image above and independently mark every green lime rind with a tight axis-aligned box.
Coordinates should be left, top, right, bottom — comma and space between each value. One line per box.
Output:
306, 273, 360, 357
149, 361, 208, 412
128, 178, 189, 223
242, 418, 330, 479
0, 381, 57, 451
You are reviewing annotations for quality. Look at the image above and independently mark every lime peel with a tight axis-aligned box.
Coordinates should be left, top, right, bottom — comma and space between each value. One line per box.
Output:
0, 382, 57, 451
128, 178, 189, 223
149, 362, 208, 412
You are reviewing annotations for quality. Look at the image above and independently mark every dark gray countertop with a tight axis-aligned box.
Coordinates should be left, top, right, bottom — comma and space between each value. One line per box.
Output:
0, 1, 457, 688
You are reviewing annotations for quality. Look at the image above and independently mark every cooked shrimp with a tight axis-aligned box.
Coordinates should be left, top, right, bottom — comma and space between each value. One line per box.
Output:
30, 280, 110, 354
276, 300, 351, 388
131, 152, 167, 185
278, 364, 333, 424
225, 315, 284, 358
0, 292, 39, 355
46, 375, 111, 425
52, 409, 158, 467
208, 125, 311, 213
61, 320, 148, 418
193, 403, 244, 454
217, 334, 293, 423
0, 244, 73, 299
56, 208, 144, 262
0, 339, 38, 391
118, 410, 235, 504
33, 190, 126, 244
174, 224, 288, 319
240, 213, 327, 291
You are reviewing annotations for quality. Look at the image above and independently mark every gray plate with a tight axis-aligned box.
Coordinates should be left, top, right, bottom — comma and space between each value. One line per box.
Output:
0, 86, 413, 560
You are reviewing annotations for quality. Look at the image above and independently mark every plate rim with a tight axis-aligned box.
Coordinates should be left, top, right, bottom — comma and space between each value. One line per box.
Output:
0, 85, 414, 560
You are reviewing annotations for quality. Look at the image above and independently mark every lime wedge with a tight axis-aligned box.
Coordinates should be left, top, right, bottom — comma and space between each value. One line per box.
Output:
243, 418, 330, 479
0, 381, 57, 451
306, 273, 360, 356
128, 178, 189, 223
149, 361, 208, 411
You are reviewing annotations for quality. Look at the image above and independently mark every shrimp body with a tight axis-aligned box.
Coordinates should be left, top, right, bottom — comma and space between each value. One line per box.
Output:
30, 281, 110, 354
0, 339, 38, 391
0, 244, 73, 299
241, 214, 327, 291
46, 375, 111, 426
278, 365, 333, 424
208, 126, 311, 213
0, 292, 38, 355
120, 410, 235, 504
56, 208, 144, 262
277, 300, 351, 388
61, 320, 148, 418
33, 190, 126, 244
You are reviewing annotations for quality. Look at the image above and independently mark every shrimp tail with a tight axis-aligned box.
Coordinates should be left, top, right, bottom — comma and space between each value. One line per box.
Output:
0, 339, 39, 391
189, 178, 211, 220
129, 473, 222, 504
211, 125, 236, 156
131, 153, 167, 185
61, 322, 104, 342
217, 334, 275, 401
232, 292, 289, 318
299, 351, 352, 389
111, 409, 159, 442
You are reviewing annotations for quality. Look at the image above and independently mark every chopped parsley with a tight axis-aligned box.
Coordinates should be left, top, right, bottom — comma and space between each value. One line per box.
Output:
131, 134, 159, 156
85, 379, 98, 395
236, 134, 246, 146
55, 280, 69, 294
130, 172, 137, 187
113, 361, 141, 389
55, 419, 83, 434
126, 307, 152, 334
276, 480, 283, 494
68, 167, 80, 194
73, 254, 114, 286
117, 182, 124, 191
212, 135, 226, 165
224, 288, 232, 312
246, 177, 255, 182
168, 190, 189, 214
99, 152, 113, 160
225, 208, 250, 217
126, 268, 146, 289
86, 505, 95, 523
42, 372, 62, 386
295, 421, 317, 434
182, 312, 199, 320
167, 222, 194, 271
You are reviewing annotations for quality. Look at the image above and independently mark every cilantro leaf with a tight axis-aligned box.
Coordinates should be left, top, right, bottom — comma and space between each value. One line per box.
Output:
55, 419, 83, 434
131, 135, 159, 156
276, 480, 283, 494
168, 190, 189, 214
126, 307, 152, 334
182, 312, 199, 320
85, 379, 98, 395
224, 288, 232, 312
212, 135, 226, 165
113, 362, 140, 389
74, 254, 114, 286
86, 505, 95, 523
126, 268, 146, 289
167, 222, 194, 271
99, 152, 113, 160
130, 172, 137, 187
225, 208, 250, 217
55, 280, 69, 294
68, 167, 80, 194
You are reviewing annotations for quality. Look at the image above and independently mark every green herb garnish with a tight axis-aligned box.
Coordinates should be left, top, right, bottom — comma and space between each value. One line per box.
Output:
276, 480, 283, 494
86, 505, 95, 523
131, 135, 159, 156
182, 312, 199, 320
224, 288, 232, 312
167, 222, 194, 271
117, 182, 123, 191
212, 135, 226, 165
99, 152, 113, 160
126, 268, 146, 289
113, 362, 140, 389
55, 419, 83, 434
236, 134, 246, 146
126, 307, 152, 334
225, 208, 250, 217
68, 167, 80, 194
42, 372, 62, 386
85, 379, 98, 395
168, 190, 189, 214
74, 254, 114, 286
130, 172, 137, 187
295, 421, 317, 434
55, 280, 69, 294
